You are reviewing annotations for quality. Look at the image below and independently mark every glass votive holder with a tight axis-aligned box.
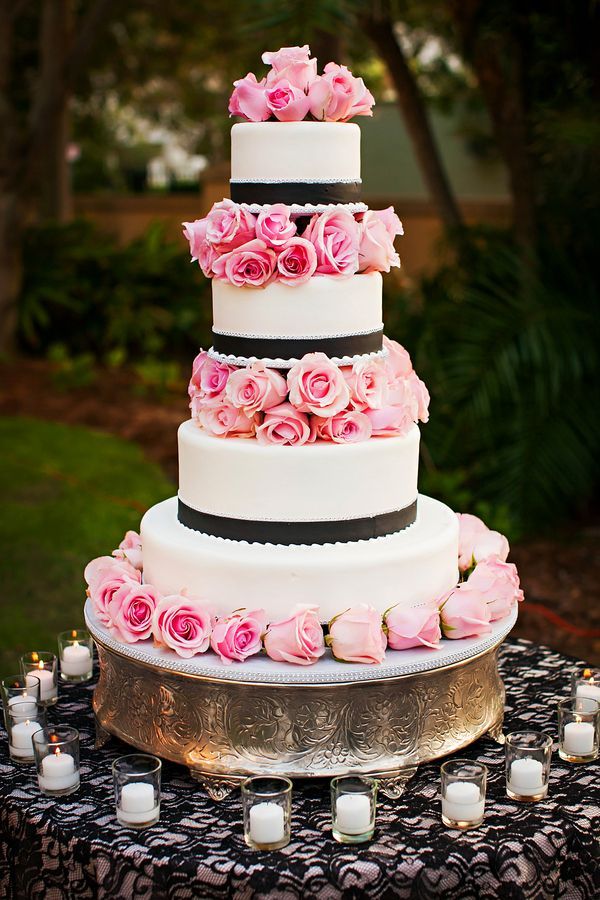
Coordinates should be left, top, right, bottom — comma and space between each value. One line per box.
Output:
558, 697, 599, 763
33, 726, 80, 796
241, 776, 292, 850
113, 754, 161, 829
440, 759, 487, 830
331, 775, 377, 844
1, 673, 41, 726
20, 652, 58, 706
58, 629, 94, 682
6, 701, 46, 764
571, 668, 600, 704
505, 731, 552, 802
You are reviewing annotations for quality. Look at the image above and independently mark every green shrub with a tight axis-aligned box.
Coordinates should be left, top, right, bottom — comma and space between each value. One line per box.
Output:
18, 220, 212, 362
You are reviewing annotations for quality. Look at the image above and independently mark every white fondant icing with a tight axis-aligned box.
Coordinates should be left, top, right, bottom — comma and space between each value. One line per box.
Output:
178, 419, 419, 523
140, 495, 459, 622
212, 273, 383, 340
231, 122, 361, 182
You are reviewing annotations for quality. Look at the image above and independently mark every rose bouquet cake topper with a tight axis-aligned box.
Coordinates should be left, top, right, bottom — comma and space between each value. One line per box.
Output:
229, 45, 375, 123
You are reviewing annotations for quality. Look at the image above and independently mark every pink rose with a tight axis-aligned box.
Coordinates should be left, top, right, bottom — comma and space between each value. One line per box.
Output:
86, 562, 142, 628
357, 210, 400, 273
255, 204, 296, 247
188, 351, 232, 404
439, 584, 492, 639
406, 371, 430, 423
229, 73, 270, 122
210, 608, 267, 665
327, 604, 387, 664
263, 46, 318, 92
456, 513, 510, 572
276, 237, 318, 285
385, 606, 441, 650
303, 208, 359, 276
287, 352, 350, 418
225, 361, 287, 415
84, 555, 138, 593
264, 604, 325, 666
316, 409, 372, 443
256, 402, 316, 446
108, 581, 159, 643
465, 559, 524, 621
365, 403, 414, 437
205, 200, 256, 251
265, 81, 310, 122
308, 63, 375, 121
197, 398, 257, 438
472, 530, 510, 565
344, 357, 388, 410
112, 530, 143, 571
383, 336, 413, 380
182, 218, 219, 276
212, 239, 276, 288
375, 207, 404, 241
153, 594, 214, 658
262, 45, 311, 69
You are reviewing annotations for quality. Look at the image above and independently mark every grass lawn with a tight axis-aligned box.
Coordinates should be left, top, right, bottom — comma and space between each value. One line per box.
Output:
0, 417, 173, 675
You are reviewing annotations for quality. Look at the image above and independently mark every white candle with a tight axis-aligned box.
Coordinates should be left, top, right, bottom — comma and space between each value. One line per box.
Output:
563, 721, 595, 757
117, 782, 158, 825
38, 750, 79, 792
576, 683, 600, 703
60, 643, 92, 677
8, 694, 38, 721
335, 793, 372, 835
249, 802, 285, 844
29, 666, 56, 701
9, 720, 42, 758
508, 757, 545, 796
442, 781, 485, 824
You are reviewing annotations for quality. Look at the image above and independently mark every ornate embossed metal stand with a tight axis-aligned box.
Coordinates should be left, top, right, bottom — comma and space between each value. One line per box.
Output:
86, 603, 512, 801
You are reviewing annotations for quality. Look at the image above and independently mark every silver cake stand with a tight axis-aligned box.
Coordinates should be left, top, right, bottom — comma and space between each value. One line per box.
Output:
85, 601, 513, 801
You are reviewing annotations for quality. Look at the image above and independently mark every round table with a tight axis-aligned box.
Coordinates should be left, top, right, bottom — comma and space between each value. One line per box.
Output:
1, 639, 598, 899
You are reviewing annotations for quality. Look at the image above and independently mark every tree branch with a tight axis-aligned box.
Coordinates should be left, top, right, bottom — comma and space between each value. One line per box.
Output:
361, 11, 464, 231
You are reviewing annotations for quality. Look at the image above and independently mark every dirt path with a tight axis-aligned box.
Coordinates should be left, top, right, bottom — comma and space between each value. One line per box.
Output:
2, 358, 598, 664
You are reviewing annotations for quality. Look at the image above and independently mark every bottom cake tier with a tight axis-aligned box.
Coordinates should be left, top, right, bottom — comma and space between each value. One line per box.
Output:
140, 494, 459, 621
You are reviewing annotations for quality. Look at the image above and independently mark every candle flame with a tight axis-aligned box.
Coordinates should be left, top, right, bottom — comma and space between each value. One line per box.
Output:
55, 746, 61, 757
25, 719, 30, 726
73, 641, 79, 649
71, 630, 77, 639
50, 734, 59, 744
31, 652, 39, 663
583, 668, 592, 678
37, 661, 45, 671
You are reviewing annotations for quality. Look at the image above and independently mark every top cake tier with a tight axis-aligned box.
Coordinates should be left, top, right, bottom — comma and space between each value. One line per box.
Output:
230, 122, 362, 207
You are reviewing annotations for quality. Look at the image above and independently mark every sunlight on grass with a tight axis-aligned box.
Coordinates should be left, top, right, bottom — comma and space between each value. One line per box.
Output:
0, 417, 174, 674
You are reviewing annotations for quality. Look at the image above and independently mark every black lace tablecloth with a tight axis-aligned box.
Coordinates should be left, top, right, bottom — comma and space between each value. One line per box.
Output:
1, 639, 598, 900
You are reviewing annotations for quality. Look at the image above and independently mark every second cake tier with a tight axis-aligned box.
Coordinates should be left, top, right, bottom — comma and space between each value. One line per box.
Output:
178, 419, 419, 543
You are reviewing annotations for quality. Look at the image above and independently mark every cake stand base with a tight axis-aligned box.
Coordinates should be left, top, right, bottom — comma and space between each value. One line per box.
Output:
89, 608, 511, 801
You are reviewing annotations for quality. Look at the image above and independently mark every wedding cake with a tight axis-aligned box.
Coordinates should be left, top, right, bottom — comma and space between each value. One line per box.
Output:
84, 47, 522, 667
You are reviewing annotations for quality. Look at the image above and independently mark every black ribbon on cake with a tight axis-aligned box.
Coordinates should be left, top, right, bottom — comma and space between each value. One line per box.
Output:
177, 498, 418, 545
230, 180, 361, 206
211, 328, 383, 360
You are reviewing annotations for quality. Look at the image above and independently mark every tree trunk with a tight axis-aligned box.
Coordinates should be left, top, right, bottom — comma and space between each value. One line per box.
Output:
362, 12, 464, 231
38, 0, 73, 222
449, 2, 537, 248
0, 195, 26, 354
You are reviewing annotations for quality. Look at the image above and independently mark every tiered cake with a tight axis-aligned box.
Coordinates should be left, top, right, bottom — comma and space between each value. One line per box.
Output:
86, 46, 523, 661
85, 50, 522, 791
